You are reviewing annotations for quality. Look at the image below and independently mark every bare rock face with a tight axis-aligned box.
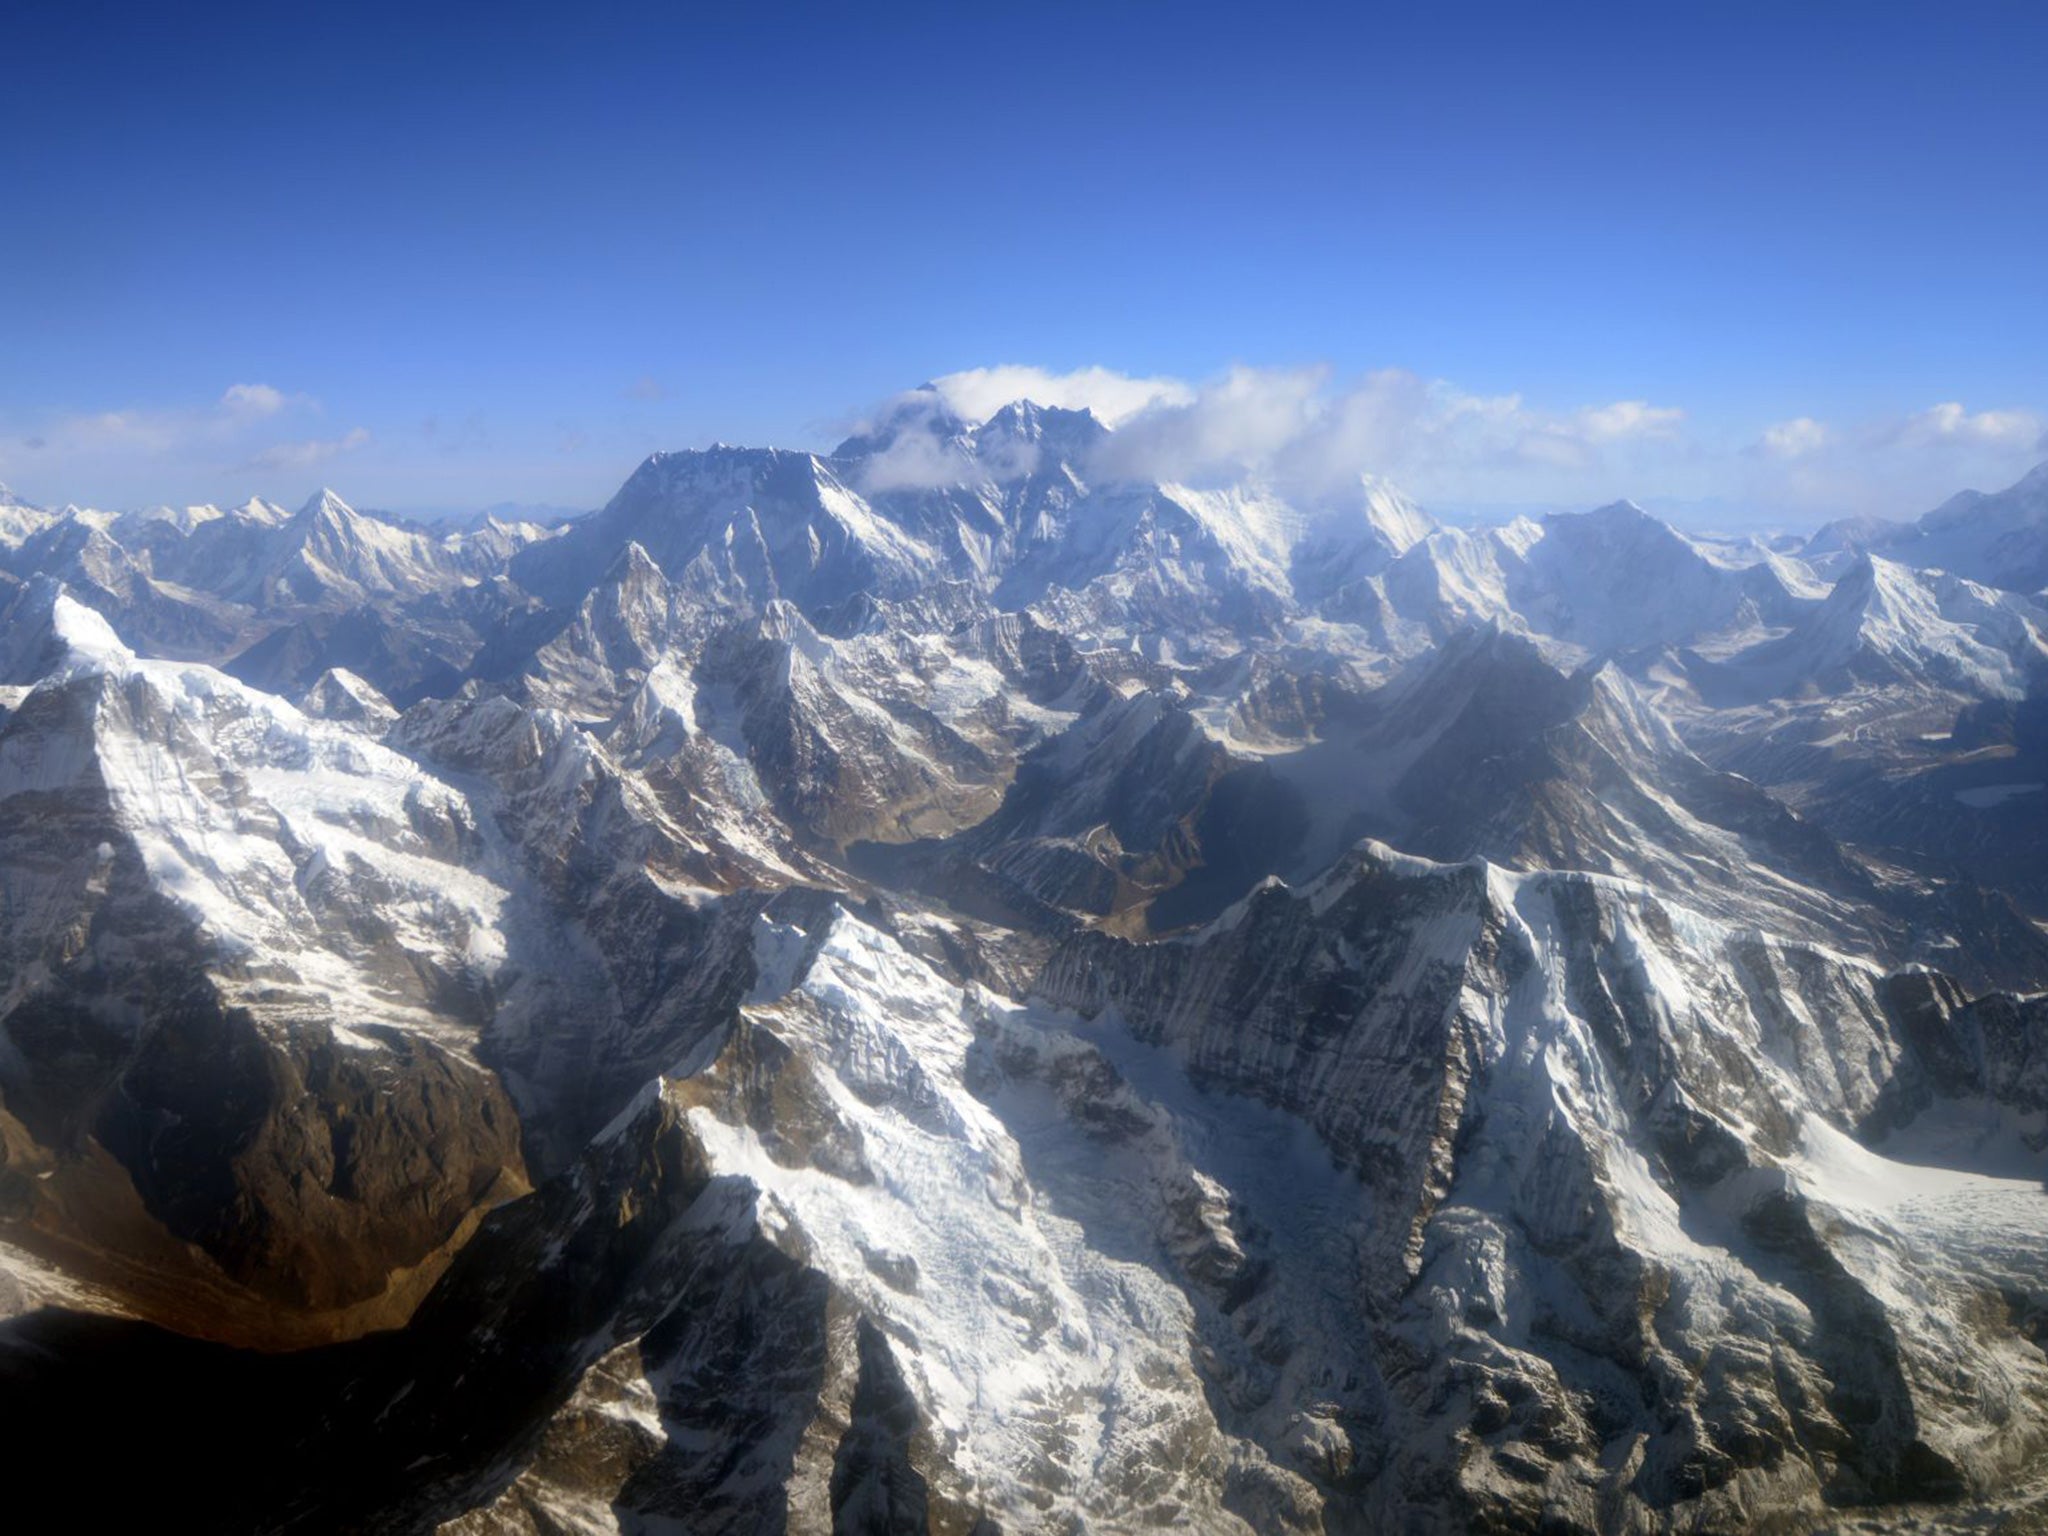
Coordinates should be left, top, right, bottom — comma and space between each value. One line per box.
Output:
692, 603, 1009, 850
1035, 844, 2048, 1530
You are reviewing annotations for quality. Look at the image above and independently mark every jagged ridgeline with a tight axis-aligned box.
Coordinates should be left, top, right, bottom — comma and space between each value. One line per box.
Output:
0, 411, 2045, 1533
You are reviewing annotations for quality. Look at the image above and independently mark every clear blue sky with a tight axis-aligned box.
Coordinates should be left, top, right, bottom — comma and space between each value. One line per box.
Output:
4, 0, 2044, 525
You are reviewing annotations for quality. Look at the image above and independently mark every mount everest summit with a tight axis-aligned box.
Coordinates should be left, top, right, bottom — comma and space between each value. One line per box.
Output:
1, 392, 2047, 1533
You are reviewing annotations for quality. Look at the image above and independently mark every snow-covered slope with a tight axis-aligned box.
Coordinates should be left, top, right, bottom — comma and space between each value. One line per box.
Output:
185, 487, 500, 608
1359, 501, 1818, 663
0, 484, 53, 550
1715, 555, 2048, 702
513, 447, 943, 614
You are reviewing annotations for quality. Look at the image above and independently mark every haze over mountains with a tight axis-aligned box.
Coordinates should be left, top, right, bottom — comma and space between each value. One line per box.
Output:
1, 388, 2047, 1533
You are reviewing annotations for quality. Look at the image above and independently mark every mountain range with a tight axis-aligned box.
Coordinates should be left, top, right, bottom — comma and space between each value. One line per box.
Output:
1, 396, 2046, 1533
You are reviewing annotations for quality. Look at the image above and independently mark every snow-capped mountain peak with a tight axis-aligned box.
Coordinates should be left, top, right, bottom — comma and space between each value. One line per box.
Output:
1806, 458, 2048, 592
297, 485, 357, 521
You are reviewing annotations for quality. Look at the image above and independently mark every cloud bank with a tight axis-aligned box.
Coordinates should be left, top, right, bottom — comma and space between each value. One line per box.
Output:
1097, 366, 1691, 497
243, 426, 373, 472
854, 364, 1696, 510
1745, 402, 2046, 521
853, 364, 2044, 530
0, 383, 372, 505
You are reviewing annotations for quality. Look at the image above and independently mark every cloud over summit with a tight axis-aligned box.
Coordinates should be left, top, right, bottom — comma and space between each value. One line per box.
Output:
926, 366, 1193, 428
857, 364, 1695, 509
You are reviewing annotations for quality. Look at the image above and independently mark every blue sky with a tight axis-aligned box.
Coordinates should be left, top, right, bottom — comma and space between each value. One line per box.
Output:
3, 0, 2044, 526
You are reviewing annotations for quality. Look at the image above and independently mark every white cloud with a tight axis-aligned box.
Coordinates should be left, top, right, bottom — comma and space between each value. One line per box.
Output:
220, 382, 292, 418
1758, 417, 1829, 459
1737, 401, 2046, 524
927, 365, 1194, 427
846, 363, 1698, 509
857, 431, 994, 493
1574, 400, 1685, 441
1086, 365, 1688, 501
1896, 401, 2041, 448
243, 427, 371, 471
859, 369, 2044, 530
0, 383, 345, 503
28, 384, 313, 461
52, 409, 183, 454
1097, 365, 1329, 482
